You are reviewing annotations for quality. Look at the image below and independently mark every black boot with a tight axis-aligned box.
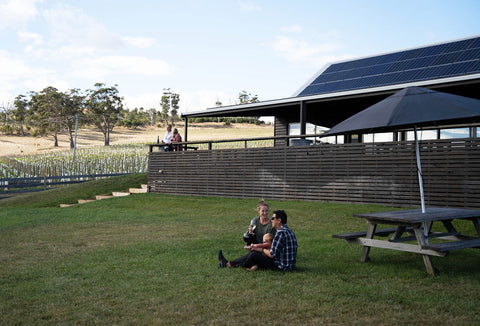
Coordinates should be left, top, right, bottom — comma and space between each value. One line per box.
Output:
218, 250, 228, 268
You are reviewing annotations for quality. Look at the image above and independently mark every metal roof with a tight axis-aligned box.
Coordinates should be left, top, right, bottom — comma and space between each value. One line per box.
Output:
296, 35, 480, 97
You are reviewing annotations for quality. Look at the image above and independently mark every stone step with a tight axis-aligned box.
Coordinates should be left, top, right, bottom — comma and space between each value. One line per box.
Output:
61, 187, 141, 207
60, 204, 76, 208
96, 195, 114, 200
112, 191, 130, 197
129, 187, 148, 193
78, 199, 95, 204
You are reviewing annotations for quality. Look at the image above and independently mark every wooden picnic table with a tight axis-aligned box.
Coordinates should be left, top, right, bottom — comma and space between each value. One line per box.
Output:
333, 207, 480, 275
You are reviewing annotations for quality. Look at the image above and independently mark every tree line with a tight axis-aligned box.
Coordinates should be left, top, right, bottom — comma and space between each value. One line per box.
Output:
0, 84, 261, 147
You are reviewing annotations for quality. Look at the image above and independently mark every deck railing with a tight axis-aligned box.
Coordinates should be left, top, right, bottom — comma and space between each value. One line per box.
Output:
148, 134, 324, 152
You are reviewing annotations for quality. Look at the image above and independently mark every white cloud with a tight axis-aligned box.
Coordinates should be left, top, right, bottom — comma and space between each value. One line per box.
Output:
39, 5, 160, 61
0, 50, 53, 86
123, 36, 156, 49
55, 45, 97, 58
71, 55, 173, 81
281, 25, 303, 33
22, 77, 70, 94
18, 31, 43, 45
123, 92, 161, 110
18, 31, 43, 53
273, 36, 347, 66
238, 0, 262, 12
0, 50, 68, 101
42, 4, 124, 52
180, 89, 238, 113
0, 0, 41, 31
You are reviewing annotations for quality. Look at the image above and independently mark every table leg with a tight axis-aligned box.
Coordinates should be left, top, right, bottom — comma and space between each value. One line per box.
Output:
390, 226, 406, 241
413, 227, 438, 276
424, 221, 433, 237
441, 220, 458, 234
473, 217, 480, 237
360, 222, 377, 262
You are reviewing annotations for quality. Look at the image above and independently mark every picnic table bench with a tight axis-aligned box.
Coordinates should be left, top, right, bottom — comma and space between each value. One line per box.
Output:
333, 207, 480, 275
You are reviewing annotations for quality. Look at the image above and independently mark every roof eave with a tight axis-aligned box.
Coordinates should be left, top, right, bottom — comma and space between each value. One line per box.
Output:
181, 73, 480, 118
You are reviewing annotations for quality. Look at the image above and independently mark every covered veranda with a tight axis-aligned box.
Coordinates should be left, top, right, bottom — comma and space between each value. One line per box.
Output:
181, 77, 480, 145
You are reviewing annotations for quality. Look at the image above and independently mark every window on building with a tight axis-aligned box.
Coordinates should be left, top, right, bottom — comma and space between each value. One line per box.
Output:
288, 122, 328, 144
321, 135, 344, 144
440, 127, 470, 139
406, 129, 438, 141
363, 132, 394, 143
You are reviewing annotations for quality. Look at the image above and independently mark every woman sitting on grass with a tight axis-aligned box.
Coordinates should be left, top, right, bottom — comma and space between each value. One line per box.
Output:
243, 199, 276, 245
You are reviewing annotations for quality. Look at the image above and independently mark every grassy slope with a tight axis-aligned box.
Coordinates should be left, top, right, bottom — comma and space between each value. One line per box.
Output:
1, 176, 480, 325
0, 173, 147, 208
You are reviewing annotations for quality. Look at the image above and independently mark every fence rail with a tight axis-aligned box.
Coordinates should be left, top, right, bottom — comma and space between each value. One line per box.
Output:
0, 173, 130, 194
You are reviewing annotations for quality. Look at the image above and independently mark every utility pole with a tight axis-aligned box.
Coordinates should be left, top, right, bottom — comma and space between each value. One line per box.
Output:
73, 114, 79, 163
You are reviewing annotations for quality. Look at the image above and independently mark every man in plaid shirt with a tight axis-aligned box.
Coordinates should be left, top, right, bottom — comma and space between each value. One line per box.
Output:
267, 210, 298, 270
219, 209, 297, 271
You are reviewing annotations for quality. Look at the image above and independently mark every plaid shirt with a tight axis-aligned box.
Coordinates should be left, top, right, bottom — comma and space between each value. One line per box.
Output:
270, 224, 298, 271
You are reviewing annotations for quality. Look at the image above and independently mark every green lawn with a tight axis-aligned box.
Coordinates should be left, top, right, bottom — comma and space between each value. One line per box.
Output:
1, 174, 480, 325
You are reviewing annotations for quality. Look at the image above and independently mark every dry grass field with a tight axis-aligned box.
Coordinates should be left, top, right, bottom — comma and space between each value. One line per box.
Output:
0, 122, 273, 158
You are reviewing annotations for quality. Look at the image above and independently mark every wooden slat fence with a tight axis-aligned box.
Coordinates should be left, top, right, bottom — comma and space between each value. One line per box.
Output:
148, 138, 480, 209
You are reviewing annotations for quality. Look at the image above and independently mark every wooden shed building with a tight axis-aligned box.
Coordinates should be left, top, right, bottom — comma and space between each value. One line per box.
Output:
149, 35, 480, 209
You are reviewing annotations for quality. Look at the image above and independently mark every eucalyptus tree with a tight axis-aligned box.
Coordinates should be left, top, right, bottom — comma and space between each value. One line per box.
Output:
237, 90, 260, 124
86, 83, 123, 146
29, 86, 65, 146
239, 90, 259, 104
27, 87, 84, 147
170, 92, 180, 123
122, 107, 149, 129
13, 95, 29, 135
159, 89, 180, 124
64, 89, 86, 148
147, 108, 158, 126
160, 89, 171, 122
0, 101, 14, 134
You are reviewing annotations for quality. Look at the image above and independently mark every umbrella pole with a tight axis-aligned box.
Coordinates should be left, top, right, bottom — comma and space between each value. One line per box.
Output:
415, 127, 428, 243
415, 126, 427, 213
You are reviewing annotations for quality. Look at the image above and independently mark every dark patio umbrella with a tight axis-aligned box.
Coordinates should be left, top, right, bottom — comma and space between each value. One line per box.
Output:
322, 86, 480, 213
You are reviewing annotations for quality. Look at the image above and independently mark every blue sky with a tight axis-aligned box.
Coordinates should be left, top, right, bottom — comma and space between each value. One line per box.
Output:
1, 0, 479, 114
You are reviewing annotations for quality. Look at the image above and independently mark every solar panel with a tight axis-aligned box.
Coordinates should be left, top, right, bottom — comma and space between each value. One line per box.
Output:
408, 56, 436, 69
430, 52, 461, 66
416, 65, 450, 80
445, 61, 475, 75
343, 66, 372, 79
385, 59, 415, 73
470, 37, 480, 49
444, 38, 474, 52
297, 36, 480, 97
471, 60, 480, 72
457, 48, 480, 62
398, 47, 425, 61
365, 63, 392, 76
377, 52, 403, 65
421, 43, 448, 56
